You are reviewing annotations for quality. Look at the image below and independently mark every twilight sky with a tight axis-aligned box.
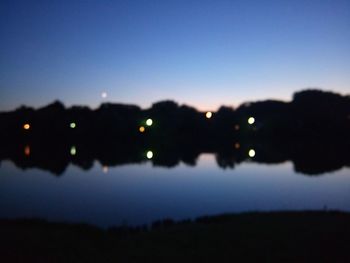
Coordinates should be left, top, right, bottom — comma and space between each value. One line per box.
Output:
1, 0, 349, 111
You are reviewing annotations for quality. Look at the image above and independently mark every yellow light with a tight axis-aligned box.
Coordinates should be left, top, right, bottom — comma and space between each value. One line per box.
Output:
70, 122, 76, 129
248, 149, 256, 157
70, 146, 77, 156
248, 117, 255, 125
24, 145, 30, 156
23, 123, 30, 130
205, 111, 212, 119
139, 126, 145, 133
146, 150, 153, 159
146, 118, 153, 126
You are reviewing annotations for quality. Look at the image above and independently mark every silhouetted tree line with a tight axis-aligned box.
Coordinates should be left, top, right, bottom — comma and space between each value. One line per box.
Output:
1, 211, 350, 262
0, 89, 349, 141
0, 89, 349, 175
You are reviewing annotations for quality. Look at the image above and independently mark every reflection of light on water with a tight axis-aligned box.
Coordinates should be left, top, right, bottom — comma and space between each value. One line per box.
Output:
248, 117, 255, 125
70, 122, 76, 129
24, 145, 30, 156
70, 146, 77, 156
146, 150, 153, 159
102, 166, 109, 173
139, 126, 145, 133
146, 118, 153, 126
205, 111, 212, 119
23, 123, 30, 130
248, 149, 256, 157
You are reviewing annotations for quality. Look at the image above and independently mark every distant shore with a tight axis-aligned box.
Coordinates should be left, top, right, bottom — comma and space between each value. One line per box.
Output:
1, 210, 349, 262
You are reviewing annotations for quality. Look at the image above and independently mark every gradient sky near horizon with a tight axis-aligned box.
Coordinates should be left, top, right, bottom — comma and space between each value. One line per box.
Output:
1, 0, 349, 111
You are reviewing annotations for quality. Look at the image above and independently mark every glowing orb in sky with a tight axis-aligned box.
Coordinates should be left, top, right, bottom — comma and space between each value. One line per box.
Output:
23, 123, 30, 130
70, 122, 76, 129
101, 92, 107, 98
205, 111, 212, 119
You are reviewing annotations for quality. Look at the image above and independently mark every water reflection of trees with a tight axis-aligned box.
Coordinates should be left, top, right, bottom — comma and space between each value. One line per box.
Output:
0, 137, 349, 176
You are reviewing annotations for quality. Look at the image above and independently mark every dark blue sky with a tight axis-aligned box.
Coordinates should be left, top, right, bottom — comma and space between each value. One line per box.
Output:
1, 0, 349, 111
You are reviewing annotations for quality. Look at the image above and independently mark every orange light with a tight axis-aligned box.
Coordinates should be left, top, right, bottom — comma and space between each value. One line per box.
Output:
24, 145, 30, 156
139, 126, 145, 133
23, 123, 30, 130
234, 143, 240, 149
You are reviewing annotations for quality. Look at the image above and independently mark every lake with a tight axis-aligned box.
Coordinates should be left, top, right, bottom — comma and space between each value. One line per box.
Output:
1, 151, 349, 227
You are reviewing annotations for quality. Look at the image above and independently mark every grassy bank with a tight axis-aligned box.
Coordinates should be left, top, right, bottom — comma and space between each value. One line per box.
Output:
1, 211, 349, 262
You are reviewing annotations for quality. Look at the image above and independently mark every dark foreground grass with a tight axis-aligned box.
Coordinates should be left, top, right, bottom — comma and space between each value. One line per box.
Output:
1, 211, 349, 262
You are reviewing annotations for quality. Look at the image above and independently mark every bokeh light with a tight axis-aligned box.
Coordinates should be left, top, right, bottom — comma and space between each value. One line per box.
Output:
146, 150, 153, 159
139, 126, 145, 133
205, 111, 213, 119
101, 92, 107, 99
24, 145, 30, 156
248, 117, 255, 125
23, 123, 30, 130
248, 149, 256, 157
70, 122, 76, 129
70, 146, 77, 156
146, 119, 153, 126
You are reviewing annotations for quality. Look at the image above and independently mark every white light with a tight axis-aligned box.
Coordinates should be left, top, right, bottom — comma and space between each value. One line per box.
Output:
101, 92, 107, 98
248, 149, 255, 157
205, 111, 212, 119
146, 150, 153, 159
248, 117, 255, 125
146, 118, 153, 126
70, 122, 76, 129
70, 146, 77, 156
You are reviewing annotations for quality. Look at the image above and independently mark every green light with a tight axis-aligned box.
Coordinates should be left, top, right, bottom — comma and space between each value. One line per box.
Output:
70, 122, 76, 129
70, 146, 77, 156
146, 118, 153, 126
146, 150, 153, 159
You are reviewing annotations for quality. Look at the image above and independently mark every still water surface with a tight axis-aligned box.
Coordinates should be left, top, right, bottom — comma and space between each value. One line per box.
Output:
1, 154, 349, 227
